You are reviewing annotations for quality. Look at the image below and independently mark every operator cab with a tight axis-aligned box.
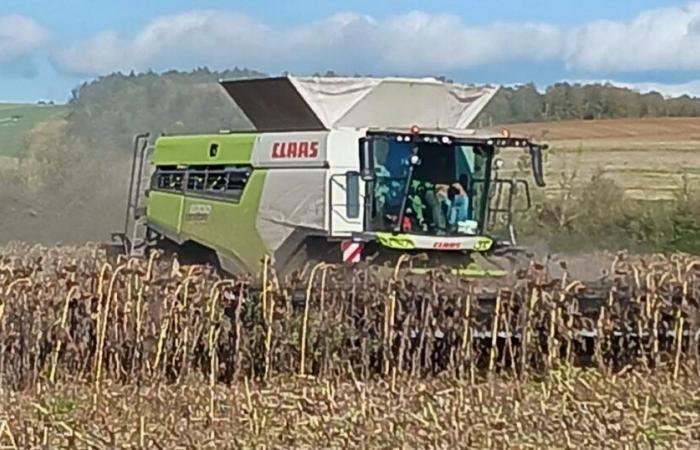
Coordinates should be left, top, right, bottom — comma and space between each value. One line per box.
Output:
356, 126, 545, 254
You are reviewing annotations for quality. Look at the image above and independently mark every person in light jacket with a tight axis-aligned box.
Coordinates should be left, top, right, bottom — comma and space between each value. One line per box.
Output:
448, 182, 470, 227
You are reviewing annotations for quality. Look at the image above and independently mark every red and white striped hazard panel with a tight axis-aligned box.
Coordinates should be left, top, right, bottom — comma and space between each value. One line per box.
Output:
341, 240, 363, 264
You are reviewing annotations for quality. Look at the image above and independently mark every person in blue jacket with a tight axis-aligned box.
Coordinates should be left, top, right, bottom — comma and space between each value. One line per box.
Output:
448, 182, 470, 226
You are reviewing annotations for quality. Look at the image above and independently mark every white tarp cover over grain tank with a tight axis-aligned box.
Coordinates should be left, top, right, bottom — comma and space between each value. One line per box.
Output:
220, 76, 499, 132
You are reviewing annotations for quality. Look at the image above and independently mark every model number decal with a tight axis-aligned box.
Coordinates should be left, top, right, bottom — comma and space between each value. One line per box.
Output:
271, 141, 319, 159
185, 204, 212, 222
474, 239, 492, 251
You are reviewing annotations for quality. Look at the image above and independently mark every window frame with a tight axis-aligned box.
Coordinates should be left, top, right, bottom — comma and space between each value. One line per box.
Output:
151, 164, 253, 204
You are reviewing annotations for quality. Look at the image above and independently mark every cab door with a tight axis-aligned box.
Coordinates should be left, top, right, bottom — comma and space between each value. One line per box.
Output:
328, 132, 367, 237
329, 170, 364, 236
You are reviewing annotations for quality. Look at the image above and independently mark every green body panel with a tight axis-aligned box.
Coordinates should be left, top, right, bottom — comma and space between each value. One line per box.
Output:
148, 191, 184, 234
148, 170, 267, 271
153, 133, 257, 165
376, 232, 416, 250
473, 237, 493, 252
146, 148, 268, 272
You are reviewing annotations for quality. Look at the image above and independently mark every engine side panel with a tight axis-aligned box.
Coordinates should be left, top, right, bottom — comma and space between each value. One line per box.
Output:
177, 169, 268, 273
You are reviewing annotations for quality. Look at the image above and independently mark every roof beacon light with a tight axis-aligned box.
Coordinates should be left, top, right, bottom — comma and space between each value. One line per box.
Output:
410, 125, 420, 135
501, 128, 511, 138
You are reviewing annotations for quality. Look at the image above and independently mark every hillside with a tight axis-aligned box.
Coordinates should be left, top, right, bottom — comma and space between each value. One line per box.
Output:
499, 117, 700, 200
0, 103, 69, 157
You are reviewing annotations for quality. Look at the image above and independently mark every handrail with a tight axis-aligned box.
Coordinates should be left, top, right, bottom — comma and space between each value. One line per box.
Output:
133, 139, 151, 218
123, 133, 150, 235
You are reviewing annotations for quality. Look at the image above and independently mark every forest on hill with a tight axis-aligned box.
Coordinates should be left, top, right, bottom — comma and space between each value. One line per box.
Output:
476, 82, 700, 126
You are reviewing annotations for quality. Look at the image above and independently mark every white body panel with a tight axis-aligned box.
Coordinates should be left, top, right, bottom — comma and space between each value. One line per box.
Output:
251, 128, 368, 247
325, 129, 366, 237
252, 131, 329, 168
255, 168, 328, 253
251, 131, 330, 253
408, 235, 492, 251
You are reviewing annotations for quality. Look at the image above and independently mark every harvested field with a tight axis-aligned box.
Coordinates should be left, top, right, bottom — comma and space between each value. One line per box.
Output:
495, 117, 700, 200
3, 371, 700, 448
506, 117, 700, 144
2, 243, 700, 447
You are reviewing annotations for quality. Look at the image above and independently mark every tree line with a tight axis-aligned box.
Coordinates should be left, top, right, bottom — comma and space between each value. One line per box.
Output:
65, 70, 700, 151
66, 67, 263, 154
475, 82, 700, 126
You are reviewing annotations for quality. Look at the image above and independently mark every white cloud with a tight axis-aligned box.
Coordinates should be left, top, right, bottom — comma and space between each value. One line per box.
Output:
50, 10, 564, 76
564, 3, 700, 71
0, 15, 49, 62
47, 2, 700, 80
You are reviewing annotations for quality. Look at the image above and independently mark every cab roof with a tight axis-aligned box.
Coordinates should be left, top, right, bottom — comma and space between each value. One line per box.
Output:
368, 126, 531, 140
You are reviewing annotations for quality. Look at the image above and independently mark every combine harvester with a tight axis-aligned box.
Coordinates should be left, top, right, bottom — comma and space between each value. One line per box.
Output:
106, 75, 694, 365
110, 75, 546, 279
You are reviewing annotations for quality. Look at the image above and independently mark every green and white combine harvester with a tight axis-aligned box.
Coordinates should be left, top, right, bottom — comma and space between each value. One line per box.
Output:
109, 76, 547, 280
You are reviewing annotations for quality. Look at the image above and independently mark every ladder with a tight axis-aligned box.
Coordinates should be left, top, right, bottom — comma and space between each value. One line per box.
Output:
109, 132, 153, 256
486, 167, 531, 251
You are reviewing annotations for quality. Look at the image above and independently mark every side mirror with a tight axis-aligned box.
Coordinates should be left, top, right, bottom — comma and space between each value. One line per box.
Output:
345, 171, 360, 219
529, 144, 546, 187
359, 139, 375, 181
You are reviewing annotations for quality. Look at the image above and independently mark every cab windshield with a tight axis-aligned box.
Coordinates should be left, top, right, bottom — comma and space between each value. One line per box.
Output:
368, 135, 492, 235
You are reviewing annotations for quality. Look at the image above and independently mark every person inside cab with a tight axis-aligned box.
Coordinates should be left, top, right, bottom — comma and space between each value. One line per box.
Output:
447, 182, 469, 225
431, 181, 477, 235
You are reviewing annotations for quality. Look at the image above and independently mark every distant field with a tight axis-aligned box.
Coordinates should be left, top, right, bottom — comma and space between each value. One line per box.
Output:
0, 103, 69, 157
498, 117, 700, 200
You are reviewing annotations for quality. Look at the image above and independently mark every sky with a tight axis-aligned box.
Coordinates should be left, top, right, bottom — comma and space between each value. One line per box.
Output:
2, 0, 700, 102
